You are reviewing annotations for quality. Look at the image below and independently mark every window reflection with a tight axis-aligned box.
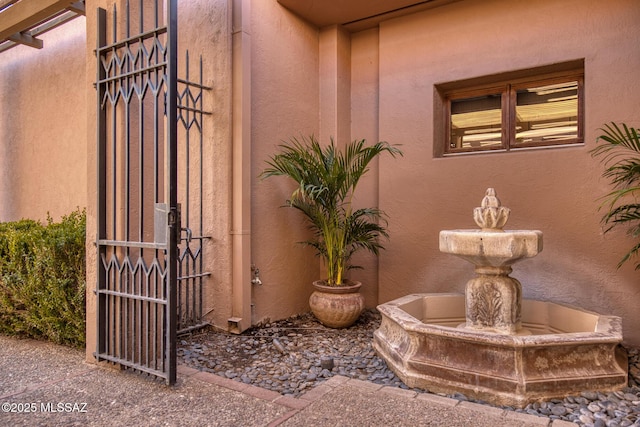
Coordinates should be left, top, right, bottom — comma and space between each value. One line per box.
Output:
440, 63, 583, 155
450, 93, 502, 150
515, 81, 578, 145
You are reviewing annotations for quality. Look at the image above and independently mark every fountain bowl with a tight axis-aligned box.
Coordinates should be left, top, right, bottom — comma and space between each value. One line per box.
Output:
373, 293, 628, 407
439, 229, 543, 267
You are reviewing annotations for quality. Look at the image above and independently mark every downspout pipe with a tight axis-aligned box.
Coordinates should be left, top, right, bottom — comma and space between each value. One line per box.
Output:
229, 0, 252, 333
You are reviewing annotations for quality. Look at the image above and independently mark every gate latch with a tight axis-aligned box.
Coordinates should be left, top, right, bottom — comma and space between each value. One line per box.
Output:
154, 203, 169, 245
154, 203, 181, 245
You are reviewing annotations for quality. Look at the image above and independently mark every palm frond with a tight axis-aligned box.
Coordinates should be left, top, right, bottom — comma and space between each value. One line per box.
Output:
591, 122, 640, 270
602, 204, 640, 230
261, 135, 403, 284
617, 241, 640, 270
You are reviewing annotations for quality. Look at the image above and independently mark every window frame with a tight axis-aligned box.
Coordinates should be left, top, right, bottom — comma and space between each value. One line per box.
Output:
435, 62, 584, 157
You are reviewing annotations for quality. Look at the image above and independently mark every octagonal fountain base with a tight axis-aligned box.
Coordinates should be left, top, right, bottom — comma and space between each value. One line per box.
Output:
373, 293, 628, 408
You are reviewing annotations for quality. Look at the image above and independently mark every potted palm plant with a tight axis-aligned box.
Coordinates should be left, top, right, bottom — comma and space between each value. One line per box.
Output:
261, 136, 402, 327
591, 122, 640, 270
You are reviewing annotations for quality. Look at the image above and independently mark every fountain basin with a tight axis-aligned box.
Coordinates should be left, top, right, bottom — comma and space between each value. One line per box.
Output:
373, 293, 627, 407
439, 230, 543, 267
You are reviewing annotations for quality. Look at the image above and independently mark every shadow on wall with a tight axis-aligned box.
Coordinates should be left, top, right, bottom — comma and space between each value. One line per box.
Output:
0, 18, 87, 222
0, 63, 18, 222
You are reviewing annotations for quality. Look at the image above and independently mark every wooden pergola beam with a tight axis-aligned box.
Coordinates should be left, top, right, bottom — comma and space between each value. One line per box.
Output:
9, 31, 42, 48
67, 1, 84, 15
0, 0, 77, 42
0, 0, 20, 12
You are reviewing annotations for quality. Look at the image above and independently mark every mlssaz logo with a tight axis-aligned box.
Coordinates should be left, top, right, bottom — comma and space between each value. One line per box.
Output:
40, 402, 88, 413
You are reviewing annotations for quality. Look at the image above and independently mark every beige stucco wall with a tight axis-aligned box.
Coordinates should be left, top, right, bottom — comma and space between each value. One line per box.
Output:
250, 0, 321, 323
0, 18, 87, 223
249, 0, 640, 346
177, 0, 234, 341
371, 0, 640, 345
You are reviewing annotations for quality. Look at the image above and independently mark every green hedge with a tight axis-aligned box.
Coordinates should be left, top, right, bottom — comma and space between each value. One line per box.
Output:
0, 209, 86, 347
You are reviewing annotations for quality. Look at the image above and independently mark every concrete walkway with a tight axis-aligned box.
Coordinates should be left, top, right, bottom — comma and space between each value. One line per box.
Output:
0, 335, 575, 427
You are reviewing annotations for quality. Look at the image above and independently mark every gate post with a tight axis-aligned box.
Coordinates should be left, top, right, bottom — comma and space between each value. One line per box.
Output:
165, 0, 179, 386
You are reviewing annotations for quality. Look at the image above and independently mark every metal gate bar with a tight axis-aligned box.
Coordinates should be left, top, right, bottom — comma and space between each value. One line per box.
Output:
177, 51, 211, 333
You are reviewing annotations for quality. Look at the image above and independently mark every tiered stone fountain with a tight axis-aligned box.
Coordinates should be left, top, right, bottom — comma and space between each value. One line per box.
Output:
373, 189, 628, 407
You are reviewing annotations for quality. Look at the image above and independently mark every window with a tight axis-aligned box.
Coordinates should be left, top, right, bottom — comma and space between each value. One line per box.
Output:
436, 61, 584, 156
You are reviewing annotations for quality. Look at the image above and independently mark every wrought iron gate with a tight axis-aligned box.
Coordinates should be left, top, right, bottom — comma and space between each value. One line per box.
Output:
95, 0, 210, 384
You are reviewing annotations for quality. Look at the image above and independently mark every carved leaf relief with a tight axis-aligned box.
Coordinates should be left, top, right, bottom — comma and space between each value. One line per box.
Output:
469, 282, 502, 326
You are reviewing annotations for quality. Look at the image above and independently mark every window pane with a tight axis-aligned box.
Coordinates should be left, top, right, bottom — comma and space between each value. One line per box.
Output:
515, 81, 578, 145
450, 94, 502, 151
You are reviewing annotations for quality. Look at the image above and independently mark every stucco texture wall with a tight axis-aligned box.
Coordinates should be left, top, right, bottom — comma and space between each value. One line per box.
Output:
250, 0, 321, 324
372, 0, 640, 345
178, 0, 234, 334
0, 18, 87, 223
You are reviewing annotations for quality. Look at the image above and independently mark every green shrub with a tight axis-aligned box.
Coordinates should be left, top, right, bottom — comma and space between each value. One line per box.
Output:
0, 209, 86, 347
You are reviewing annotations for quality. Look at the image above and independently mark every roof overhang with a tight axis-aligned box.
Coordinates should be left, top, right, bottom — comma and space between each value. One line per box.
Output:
0, 0, 85, 53
277, 0, 462, 32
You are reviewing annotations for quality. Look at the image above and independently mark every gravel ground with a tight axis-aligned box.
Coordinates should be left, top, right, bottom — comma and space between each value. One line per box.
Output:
178, 310, 640, 427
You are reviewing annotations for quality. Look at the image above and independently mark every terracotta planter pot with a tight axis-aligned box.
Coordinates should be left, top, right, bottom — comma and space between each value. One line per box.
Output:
309, 280, 365, 328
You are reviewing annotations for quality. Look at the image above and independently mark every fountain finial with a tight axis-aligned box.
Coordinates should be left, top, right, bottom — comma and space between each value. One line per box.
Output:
473, 188, 510, 231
